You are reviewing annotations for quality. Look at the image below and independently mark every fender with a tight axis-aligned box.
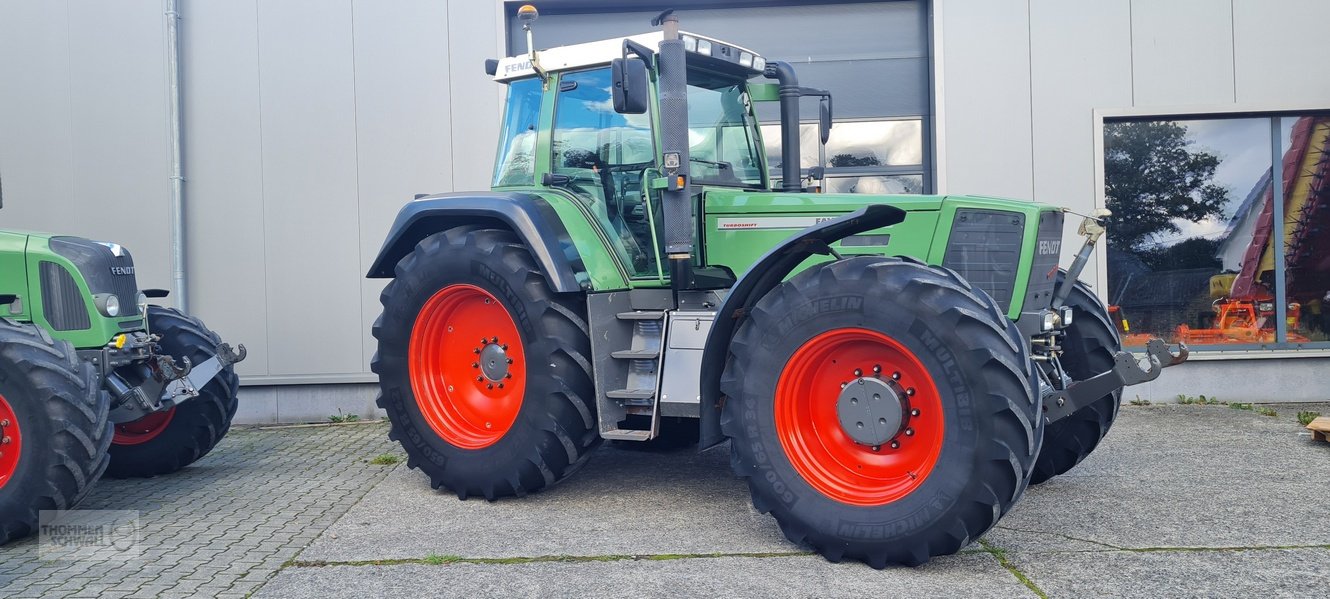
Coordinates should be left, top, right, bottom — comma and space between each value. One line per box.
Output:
697, 204, 908, 450
366, 192, 588, 293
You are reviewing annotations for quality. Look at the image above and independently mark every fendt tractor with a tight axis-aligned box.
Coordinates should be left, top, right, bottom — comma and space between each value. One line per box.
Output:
0, 178, 246, 543
368, 8, 1187, 567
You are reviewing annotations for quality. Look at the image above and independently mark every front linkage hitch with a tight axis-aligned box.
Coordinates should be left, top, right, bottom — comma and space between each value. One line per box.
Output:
95, 334, 247, 423
1041, 209, 1189, 423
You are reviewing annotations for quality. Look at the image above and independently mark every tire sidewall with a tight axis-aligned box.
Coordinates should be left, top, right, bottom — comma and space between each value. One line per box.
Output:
375, 233, 571, 481
0, 361, 60, 504
731, 273, 1001, 544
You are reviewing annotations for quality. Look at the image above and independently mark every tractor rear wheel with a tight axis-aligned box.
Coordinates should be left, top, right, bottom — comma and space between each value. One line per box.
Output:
106, 306, 239, 478
0, 319, 111, 544
1029, 272, 1122, 485
371, 226, 600, 500
720, 257, 1042, 568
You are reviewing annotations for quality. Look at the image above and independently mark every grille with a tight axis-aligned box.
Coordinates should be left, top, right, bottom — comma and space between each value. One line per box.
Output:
1023, 210, 1065, 312
942, 209, 1025, 311
39, 261, 91, 331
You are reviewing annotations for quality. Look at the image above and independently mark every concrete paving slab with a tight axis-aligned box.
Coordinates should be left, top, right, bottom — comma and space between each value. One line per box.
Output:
258, 553, 1033, 599
986, 405, 1330, 553
1007, 547, 1330, 598
298, 444, 792, 562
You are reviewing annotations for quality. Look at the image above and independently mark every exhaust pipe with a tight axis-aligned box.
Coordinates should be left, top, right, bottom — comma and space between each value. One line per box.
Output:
764, 61, 802, 192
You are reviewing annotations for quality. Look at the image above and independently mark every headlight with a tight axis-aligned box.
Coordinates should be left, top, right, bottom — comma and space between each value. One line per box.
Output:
695, 38, 713, 56
1040, 311, 1057, 332
680, 34, 698, 52
1059, 306, 1074, 327
95, 293, 121, 317
137, 291, 148, 314
738, 52, 754, 68
752, 56, 767, 72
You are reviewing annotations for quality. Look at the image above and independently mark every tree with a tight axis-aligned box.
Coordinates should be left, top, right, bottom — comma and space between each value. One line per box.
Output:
1137, 236, 1222, 271
1103, 121, 1229, 251
829, 153, 880, 167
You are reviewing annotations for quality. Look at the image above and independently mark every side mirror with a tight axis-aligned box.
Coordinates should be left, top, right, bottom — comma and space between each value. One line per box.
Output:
818, 96, 833, 145
611, 58, 649, 114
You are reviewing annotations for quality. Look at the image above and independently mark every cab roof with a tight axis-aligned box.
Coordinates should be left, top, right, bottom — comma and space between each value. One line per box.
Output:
492, 31, 765, 81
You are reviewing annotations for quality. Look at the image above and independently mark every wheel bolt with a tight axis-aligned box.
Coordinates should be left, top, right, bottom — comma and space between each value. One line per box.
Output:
505, 373, 512, 379
472, 362, 479, 368
487, 383, 494, 389
905, 428, 915, 436
871, 445, 880, 452
501, 344, 509, 350
498, 383, 504, 389
506, 358, 513, 364
473, 348, 481, 354
906, 387, 916, 396
890, 440, 900, 449
481, 338, 488, 345
485, 421, 492, 429
911, 408, 920, 417
476, 376, 484, 382
0, 419, 8, 427
853, 368, 863, 377
840, 382, 847, 388
892, 371, 901, 380
1, 437, 9, 445
491, 337, 498, 343
872, 365, 881, 374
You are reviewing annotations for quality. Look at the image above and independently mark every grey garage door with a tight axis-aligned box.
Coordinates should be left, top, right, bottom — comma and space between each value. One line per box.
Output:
505, 0, 932, 193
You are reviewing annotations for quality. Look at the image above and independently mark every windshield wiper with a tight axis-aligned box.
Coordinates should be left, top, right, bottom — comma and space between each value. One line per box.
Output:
690, 157, 730, 169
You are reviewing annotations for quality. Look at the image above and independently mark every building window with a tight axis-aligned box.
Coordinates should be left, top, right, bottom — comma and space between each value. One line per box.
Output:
1104, 114, 1330, 349
761, 118, 925, 193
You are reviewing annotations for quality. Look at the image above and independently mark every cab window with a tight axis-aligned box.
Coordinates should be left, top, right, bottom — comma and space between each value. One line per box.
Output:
551, 68, 659, 277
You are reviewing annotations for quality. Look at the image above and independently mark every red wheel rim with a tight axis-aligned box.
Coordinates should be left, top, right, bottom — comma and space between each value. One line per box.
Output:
409, 284, 526, 449
0, 394, 21, 490
114, 407, 176, 446
774, 328, 944, 506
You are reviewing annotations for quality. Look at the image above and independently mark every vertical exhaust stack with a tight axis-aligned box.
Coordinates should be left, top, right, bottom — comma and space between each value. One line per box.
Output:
764, 61, 803, 192
652, 10, 695, 289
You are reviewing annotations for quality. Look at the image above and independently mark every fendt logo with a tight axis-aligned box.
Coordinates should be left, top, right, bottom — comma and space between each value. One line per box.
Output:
110, 266, 135, 276
1038, 240, 1062, 256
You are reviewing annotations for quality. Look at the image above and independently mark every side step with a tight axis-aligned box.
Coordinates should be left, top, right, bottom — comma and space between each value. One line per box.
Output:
588, 298, 669, 442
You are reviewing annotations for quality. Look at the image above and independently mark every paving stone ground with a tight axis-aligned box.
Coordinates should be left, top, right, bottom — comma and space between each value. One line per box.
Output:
0, 422, 398, 598
2, 403, 1328, 598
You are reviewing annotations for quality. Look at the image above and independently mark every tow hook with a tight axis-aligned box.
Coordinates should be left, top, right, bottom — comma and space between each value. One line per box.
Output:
1043, 339, 1188, 422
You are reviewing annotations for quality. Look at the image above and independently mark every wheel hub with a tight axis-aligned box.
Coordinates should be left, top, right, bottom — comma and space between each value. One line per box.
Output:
0, 394, 21, 489
478, 341, 510, 382
836, 376, 907, 446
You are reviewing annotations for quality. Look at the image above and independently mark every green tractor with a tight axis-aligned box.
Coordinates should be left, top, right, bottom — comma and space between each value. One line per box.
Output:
368, 9, 1186, 567
0, 182, 246, 543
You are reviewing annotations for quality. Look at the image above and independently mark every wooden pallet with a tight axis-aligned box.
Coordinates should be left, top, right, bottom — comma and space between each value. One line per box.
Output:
1309, 417, 1330, 443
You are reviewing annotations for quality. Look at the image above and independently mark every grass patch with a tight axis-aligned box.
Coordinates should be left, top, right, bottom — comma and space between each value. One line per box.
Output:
1176, 394, 1223, 405
1129, 397, 1152, 406
369, 453, 401, 466
1229, 403, 1253, 411
329, 409, 361, 423
1257, 407, 1278, 418
978, 539, 1048, 599
287, 550, 813, 569
1298, 411, 1322, 426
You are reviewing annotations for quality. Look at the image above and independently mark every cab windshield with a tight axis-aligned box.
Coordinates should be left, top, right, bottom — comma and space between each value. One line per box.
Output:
686, 74, 766, 189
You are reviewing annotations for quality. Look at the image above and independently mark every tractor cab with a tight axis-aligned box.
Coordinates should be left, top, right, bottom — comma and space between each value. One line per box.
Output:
485, 16, 832, 285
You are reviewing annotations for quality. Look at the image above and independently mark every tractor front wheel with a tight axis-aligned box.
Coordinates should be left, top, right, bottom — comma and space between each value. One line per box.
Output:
106, 306, 239, 478
0, 319, 111, 544
721, 257, 1042, 567
371, 226, 599, 500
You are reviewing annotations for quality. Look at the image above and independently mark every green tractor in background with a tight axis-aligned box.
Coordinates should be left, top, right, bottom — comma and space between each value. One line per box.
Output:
0, 178, 246, 544
368, 8, 1186, 567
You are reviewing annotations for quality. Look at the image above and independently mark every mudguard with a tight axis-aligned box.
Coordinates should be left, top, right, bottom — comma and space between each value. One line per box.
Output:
366, 192, 588, 293
697, 204, 907, 450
